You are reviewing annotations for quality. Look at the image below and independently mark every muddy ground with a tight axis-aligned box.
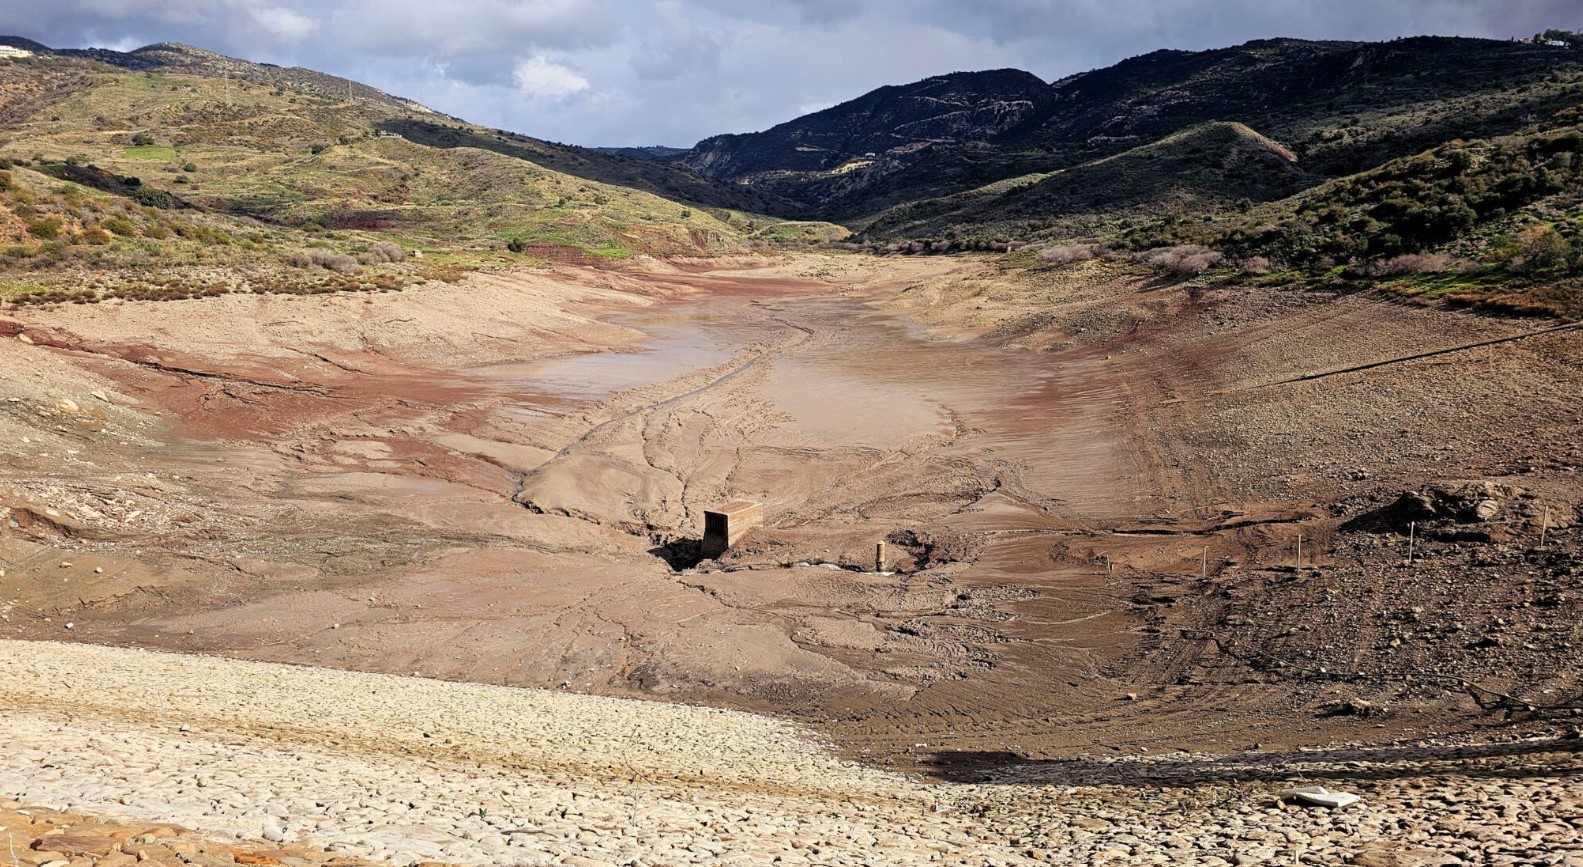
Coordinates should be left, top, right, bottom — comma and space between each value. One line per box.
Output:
1, 253, 1580, 774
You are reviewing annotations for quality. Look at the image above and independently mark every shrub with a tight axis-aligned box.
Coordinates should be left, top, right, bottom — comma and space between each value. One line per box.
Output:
130, 132, 155, 146
287, 249, 360, 273
26, 216, 63, 240
0, 170, 11, 191
1141, 244, 1224, 275
1503, 224, 1571, 274
1240, 255, 1274, 275
356, 241, 406, 264
1367, 252, 1469, 276
183, 163, 197, 173
102, 217, 139, 237
129, 187, 174, 208
1038, 244, 1098, 264
506, 237, 529, 253
81, 226, 113, 246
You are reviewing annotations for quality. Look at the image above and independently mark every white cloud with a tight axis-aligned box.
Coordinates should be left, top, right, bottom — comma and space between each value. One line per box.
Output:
251, 5, 318, 42
9, 0, 1580, 145
513, 54, 591, 99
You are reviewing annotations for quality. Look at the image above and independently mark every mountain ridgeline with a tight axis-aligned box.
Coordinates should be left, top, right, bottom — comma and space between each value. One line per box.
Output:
680, 37, 1583, 253
5, 31, 1583, 313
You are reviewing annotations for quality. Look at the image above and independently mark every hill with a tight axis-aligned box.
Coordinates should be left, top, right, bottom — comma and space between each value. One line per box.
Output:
682, 37, 1583, 225
861, 121, 1314, 244
0, 39, 837, 303
589, 145, 691, 160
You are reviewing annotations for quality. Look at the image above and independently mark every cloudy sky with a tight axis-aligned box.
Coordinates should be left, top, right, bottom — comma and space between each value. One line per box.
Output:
4, 1, 1577, 146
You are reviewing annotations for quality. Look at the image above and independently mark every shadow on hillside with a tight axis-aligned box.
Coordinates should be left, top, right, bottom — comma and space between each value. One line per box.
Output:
924, 735, 1583, 787
374, 119, 790, 215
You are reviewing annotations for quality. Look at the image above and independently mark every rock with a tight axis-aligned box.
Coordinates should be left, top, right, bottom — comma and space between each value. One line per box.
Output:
33, 834, 120, 857
57, 399, 79, 414
1473, 499, 1501, 522
91, 390, 110, 403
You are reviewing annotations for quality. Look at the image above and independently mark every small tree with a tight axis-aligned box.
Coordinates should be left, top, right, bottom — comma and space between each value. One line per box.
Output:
130, 132, 156, 146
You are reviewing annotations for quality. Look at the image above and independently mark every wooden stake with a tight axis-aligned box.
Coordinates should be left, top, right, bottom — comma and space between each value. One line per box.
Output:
1201, 546, 1208, 579
1541, 506, 1550, 548
875, 541, 886, 572
1296, 534, 1303, 570
1407, 521, 1416, 565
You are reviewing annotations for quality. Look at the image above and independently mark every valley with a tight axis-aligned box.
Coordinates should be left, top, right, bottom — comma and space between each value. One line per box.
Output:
4, 24, 1583, 867
3, 252, 1579, 773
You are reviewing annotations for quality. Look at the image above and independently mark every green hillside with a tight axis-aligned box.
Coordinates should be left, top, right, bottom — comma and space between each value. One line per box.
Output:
0, 42, 840, 303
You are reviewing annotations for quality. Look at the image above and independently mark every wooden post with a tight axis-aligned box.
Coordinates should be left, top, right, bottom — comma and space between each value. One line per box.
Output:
1407, 521, 1416, 565
875, 541, 886, 572
1201, 546, 1208, 579
1296, 535, 1303, 570
1541, 506, 1550, 548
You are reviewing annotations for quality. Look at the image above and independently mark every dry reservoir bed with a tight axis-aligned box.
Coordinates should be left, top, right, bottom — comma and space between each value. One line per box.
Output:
4, 640, 1582, 867
3, 253, 1583, 861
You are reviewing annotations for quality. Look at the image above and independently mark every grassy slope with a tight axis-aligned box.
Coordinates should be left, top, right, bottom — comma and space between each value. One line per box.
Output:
0, 51, 843, 302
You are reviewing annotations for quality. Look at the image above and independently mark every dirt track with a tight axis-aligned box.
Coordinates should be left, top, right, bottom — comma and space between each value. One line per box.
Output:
2, 253, 1581, 772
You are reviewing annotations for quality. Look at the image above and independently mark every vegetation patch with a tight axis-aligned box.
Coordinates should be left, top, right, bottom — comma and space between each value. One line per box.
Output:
122, 145, 177, 161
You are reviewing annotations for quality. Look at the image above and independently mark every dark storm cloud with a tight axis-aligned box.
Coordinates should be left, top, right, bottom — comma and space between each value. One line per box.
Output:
2, 0, 1578, 145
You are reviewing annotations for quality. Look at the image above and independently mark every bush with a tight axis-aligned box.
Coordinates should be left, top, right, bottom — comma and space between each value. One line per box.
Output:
129, 187, 174, 208
287, 249, 360, 273
130, 132, 155, 146
1366, 252, 1470, 276
356, 241, 406, 264
1503, 224, 1571, 274
81, 226, 113, 246
1240, 255, 1274, 275
1141, 244, 1224, 275
1038, 244, 1098, 264
506, 237, 529, 253
102, 217, 139, 237
26, 216, 63, 240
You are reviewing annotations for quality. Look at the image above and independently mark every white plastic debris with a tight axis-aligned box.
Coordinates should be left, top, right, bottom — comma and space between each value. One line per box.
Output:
1281, 785, 1361, 808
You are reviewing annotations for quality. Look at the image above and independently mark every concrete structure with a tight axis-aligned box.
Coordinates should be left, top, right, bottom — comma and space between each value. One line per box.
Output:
701, 500, 763, 559
0, 47, 34, 59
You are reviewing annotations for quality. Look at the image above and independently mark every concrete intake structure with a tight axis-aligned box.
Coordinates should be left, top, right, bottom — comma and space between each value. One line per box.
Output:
701, 501, 764, 559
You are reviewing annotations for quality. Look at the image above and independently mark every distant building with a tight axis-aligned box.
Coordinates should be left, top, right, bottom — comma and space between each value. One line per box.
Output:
1547, 40, 1570, 47
0, 46, 33, 59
